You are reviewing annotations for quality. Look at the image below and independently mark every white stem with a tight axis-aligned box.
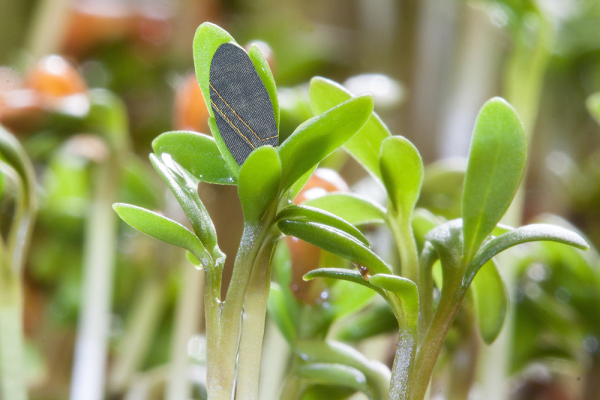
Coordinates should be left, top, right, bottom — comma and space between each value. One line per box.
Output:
109, 278, 165, 392
165, 263, 204, 400
70, 162, 118, 400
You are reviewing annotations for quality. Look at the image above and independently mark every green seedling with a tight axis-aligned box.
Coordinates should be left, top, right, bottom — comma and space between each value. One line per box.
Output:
112, 23, 589, 400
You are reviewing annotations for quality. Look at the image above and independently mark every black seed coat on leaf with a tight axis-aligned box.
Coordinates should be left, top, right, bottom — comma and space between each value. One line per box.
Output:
209, 43, 278, 165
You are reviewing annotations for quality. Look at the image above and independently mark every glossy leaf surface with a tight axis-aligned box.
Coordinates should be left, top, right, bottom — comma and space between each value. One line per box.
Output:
462, 97, 526, 262
309, 77, 391, 180
152, 131, 235, 185
278, 95, 373, 191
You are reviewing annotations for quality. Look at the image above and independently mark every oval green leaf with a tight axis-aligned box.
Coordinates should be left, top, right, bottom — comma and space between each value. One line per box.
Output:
278, 95, 373, 191
152, 131, 235, 185
238, 146, 281, 222
279, 220, 389, 274
309, 77, 391, 181
379, 136, 423, 221
471, 259, 507, 344
113, 203, 211, 267
277, 204, 369, 245
302, 193, 387, 226
462, 97, 526, 262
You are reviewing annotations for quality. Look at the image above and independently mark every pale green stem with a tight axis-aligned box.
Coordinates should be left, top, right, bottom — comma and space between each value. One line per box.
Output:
204, 258, 223, 400
166, 262, 205, 400
208, 223, 270, 400
0, 270, 27, 400
110, 277, 166, 393
389, 329, 417, 400
69, 161, 119, 400
235, 235, 279, 400
410, 280, 465, 400
386, 292, 417, 400
389, 212, 419, 283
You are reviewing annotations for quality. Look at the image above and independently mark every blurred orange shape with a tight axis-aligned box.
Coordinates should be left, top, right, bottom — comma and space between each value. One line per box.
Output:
24, 55, 87, 98
62, 2, 134, 57
173, 73, 208, 133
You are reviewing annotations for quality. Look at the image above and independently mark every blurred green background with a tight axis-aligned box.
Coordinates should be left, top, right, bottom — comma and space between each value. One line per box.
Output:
2, 0, 600, 399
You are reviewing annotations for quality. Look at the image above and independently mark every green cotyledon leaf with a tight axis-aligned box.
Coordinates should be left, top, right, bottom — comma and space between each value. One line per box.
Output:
152, 131, 235, 185
279, 220, 390, 275
238, 145, 281, 222
379, 136, 423, 222
302, 193, 387, 226
113, 203, 211, 268
470, 259, 507, 344
309, 77, 391, 181
193, 22, 235, 121
276, 204, 369, 246
465, 223, 589, 285
462, 97, 526, 263
193, 23, 239, 175
278, 95, 373, 192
